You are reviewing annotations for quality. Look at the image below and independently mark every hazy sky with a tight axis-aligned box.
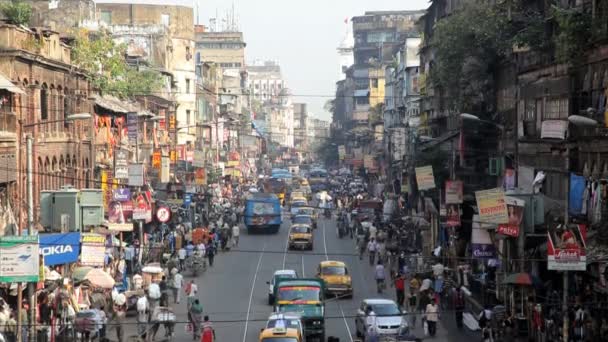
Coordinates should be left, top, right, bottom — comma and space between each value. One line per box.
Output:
196, 0, 429, 121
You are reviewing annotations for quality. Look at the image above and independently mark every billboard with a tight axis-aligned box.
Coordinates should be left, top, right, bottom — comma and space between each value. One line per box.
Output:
81, 233, 106, 267
415, 165, 435, 190
548, 224, 587, 271
497, 196, 525, 238
39, 233, 81, 266
445, 180, 463, 204
475, 188, 508, 225
0, 236, 39, 282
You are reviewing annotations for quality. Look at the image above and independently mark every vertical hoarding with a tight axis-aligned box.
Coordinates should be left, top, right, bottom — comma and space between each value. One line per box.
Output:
497, 196, 525, 238
127, 112, 138, 145
445, 180, 464, 204
81, 233, 106, 267
475, 188, 508, 225
471, 215, 495, 258
0, 236, 39, 282
128, 164, 144, 186
161, 156, 170, 183
547, 224, 587, 271
114, 148, 129, 179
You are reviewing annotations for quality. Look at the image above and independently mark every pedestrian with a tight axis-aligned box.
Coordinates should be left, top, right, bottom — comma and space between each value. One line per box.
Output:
375, 260, 386, 294
454, 286, 466, 329
185, 279, 198, 297
367, 238, 378, 265
112, 294, 127, 342
479, 305, 494, 342
136, 293, 149, 340
232, 223, 240, 247
201, 315, 216, 342
393, 272, 406, 308
178, 246, 187, 271
425, 300, 439, 337
159, 276, 169, 306
207, 241, 216, 267
408, 289, 418, 328
189, 298, 204, 340
148, 280, 161, 315
172, 269, 184, 304
97, 305, 107, 340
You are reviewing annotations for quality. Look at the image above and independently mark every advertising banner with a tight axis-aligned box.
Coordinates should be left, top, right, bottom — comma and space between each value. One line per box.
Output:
152, 151, 161, 169
471, 215, 495, 258
195, 168, 207, 185
446, 204, 461, 227
112, 188, 131, 202
107, 223, 133, 232
541, 120, 568, 140
101, 170, 109, 210
497, 196, 525, 238
132, 192, 152, 221
193, 151, 205, 168
548, 224, 587, 271
0, 236, 39, 282
128, 164, 144, 186
445, 180, 463, 204
161, 156, 170, 183
169, 113, 176, 131
338, 145, 346, 160
81, 233, 106, 267
127, 112, 138, 145
415, 165, 436, 190
475, 188, 508, 224
39, 233, 81, 266
114, 149, 129, 179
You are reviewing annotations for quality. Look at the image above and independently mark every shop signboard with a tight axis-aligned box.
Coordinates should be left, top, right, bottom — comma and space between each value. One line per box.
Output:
497, 196, 525, 238
471, 215, 495, 258
0, 236, 39, 282
132, 193, 152, 221
127, 112, 138, 145
170, 150, 177, 164
548, 224, 587, 271
195, 168, 206, 185
39, 232, 81, 266
475, 188, 508, 225
183, 194, 192, 207
415, 165, 435, 190
128, 164, 144, 186
193, 151, 205, 168
81, 233, 106, 267
445, 180, 463, 204
112, 188, 131, 202
161, 156, 170, 183
169, 113, 176, 131
107, 223, 133, 232
114, 149, 129, 179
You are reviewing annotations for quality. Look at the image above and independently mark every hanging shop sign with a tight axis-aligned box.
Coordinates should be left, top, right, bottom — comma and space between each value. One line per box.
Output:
497, 196, 525, 238
193, 150, 205, 168
445, 180, 463, 204
540, 120, 568, 140
81, 233, 106, 267
156, 206, 171, 223
152, 151, 161, 169
475, 188, 508, 225
114, 148, 129, 179
39, 232, 81, 266
113, 188, 131, 202
170, 150, 177, 164
161, 156, 170, 183
107, 223, 133, 232
169, 113, 176, 131
548, 224, 587, 271
471, 215, 495, 258
127, 112, 138, 145
415, 165, 436, 190
445, 204, 461, 227
0, 236, 39, 282
195, 168, 207, 185
128, 164, 144, 186
132, 193, 152, 221
101, 170, 109, 210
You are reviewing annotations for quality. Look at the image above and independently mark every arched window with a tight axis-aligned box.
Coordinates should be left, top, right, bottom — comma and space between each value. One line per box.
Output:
51, 157, 57, 189
41, 83, 49, 121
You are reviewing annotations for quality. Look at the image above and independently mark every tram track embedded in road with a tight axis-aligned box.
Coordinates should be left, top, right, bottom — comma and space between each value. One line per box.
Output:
242, 242, 266, 342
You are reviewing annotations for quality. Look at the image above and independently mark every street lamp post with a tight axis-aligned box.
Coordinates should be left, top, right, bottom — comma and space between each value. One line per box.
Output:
19, 112, 91, 342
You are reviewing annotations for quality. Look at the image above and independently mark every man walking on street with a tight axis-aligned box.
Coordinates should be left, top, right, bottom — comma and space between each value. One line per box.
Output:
207, 241, 216, 267
454, 286, 466, 329
172, 269, 184, 304
232, 223, 240, 247
367, 238, 378, 266
178, 246, 187, 271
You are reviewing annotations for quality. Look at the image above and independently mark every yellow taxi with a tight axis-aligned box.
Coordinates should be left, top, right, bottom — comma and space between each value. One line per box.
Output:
259, 327, 302, 342
316, 260, 353, 298
290, 191, 306, 203
288, 224, 313, 250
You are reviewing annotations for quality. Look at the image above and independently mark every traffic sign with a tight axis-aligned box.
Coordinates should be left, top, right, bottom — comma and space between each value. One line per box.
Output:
156, 206, 171, 223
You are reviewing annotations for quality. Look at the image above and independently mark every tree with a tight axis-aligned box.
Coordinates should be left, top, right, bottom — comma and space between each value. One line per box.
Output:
71, 29, 163, 98
1, 0, 31, 26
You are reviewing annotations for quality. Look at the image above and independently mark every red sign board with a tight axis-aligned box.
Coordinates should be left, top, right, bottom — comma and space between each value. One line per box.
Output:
497, 225, 519, 238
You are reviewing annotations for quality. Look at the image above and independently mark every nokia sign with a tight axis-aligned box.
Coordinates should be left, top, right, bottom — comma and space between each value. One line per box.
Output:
39, 233, 81, 266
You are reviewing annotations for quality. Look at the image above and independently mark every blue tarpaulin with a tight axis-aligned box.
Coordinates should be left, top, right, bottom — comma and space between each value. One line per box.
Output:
569, 173, 586, 216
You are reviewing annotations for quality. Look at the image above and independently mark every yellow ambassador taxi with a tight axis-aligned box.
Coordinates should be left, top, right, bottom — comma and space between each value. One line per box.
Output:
259, 326, 302, 342
288, 224, 313, 250
316, 260, 353, 298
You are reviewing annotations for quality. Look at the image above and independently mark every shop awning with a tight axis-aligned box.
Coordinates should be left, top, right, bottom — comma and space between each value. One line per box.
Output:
93, 95, 139, 114
0, 73, 24, 94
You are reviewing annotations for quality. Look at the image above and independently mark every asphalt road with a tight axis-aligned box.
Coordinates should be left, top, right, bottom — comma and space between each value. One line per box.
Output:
117, 214, 478, 341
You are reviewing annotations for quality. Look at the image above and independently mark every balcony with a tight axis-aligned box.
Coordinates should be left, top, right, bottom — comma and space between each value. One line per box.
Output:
0, 111, 16, 140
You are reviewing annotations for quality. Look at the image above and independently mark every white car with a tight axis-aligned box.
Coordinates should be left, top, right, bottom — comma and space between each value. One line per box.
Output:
355, 299, 408, 338
267, 269, 298, 305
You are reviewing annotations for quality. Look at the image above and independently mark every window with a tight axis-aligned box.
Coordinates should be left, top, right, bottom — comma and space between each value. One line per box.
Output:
161, 14, 170, 27
544, 97, 569, 120
185, 79, 191, 94
186, 110, 191, 125
100, 10, 111, 25
254, 84, 259, 89
40, 87, 48, 120
371, 78, 379, 88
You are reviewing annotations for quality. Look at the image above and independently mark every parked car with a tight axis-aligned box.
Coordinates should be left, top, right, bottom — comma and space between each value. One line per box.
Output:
355, 299, 409, 338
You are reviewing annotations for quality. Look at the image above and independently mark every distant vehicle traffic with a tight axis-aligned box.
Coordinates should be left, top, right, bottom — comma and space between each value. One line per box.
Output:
244, 193, 283, 233
273, 278, 325, 341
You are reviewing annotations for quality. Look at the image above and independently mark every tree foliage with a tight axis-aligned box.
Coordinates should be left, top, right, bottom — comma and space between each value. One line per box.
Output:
551, 5, 592, 64
1, 0, 32, 26
71, 29, 163, 98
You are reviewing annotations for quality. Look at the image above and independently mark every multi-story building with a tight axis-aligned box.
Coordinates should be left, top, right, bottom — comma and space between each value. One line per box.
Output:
194, 26, 246, 71
0, 24, 94, 228
337, 19, 354, 82
294, 103, 309, 150
95, 0, 197, 146
248, 60, 286, 102
263, 88, 294, 148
